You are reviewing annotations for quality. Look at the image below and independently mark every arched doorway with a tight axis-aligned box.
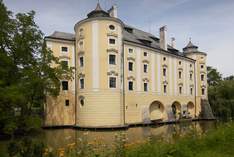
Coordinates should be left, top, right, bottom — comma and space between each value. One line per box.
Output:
171, 101, 181, 119
187, 101, 195, 118
149, 101, 164, 121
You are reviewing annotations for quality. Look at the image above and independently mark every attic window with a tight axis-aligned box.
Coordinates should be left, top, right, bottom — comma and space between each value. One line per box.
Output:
109, 25, 115, 30
125, 27, 133, 33
138, 39, 151, 46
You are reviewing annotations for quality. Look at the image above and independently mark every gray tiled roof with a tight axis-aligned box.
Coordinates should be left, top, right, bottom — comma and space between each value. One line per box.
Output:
46, 24, 185, 56
46, 31, 75, 41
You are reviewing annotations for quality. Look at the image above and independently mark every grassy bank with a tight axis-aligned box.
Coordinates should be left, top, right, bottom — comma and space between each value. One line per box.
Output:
126, 122, 234, 157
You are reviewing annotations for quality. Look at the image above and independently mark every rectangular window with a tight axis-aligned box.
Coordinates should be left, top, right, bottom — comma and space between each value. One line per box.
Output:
61, 61, 68, 69
61, 46, 68, 52
179, 86, 182, 94
163, 68, 166, 76
144, 52, 147, 56
128, 62, 133, 71
109, 77, 116, 88
109, 54, 116, 65
65, 100, 69, 106
164, 85, 167, 93
129, 48, 133, 53
109, 38, 116, 45
179, 71, 182, 79
190, 88, 193, 95
201, 74, 204, 81
144, 64, 148, 73
128, 81, 133, 91
144, 83, 148, 92
80, 57, 84, 67
62, 81, 68, 90
80, 78, 84, 89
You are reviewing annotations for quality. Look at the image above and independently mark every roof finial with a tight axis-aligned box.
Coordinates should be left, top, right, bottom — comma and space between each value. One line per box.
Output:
95, 0, 102, 11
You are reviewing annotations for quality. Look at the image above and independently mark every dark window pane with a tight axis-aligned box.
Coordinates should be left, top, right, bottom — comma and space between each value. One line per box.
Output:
144, 64, 147, 73
61, 61, 68, 69
109, 77, 116, 88
61, 47, 68, 52
144, 83, 148, 91
80, 79, 84, 89
129, 81, 133, 90
62, 81, 68, 90
65, 100, 69, 106
109, 55, 116, 65
129, 62, 133, 71
80, 57, 84, 67
109, 39, 115, 44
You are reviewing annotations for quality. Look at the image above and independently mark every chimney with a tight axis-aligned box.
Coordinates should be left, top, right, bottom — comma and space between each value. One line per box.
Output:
171, 37, 175, 48
159, 26, 168, 51
108, 5, 118, 18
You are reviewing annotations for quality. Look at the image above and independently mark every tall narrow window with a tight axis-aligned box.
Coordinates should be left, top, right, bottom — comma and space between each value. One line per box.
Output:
190, 87, 193, 95
163, 57, 166, 61
62, 81, 68, 90
144, 83, 148, 92
179, 86, 182, 94
202, 88, 205, 95
144, 52, 147, 56
128, 81, 133, 91
109, 77, 116, 88
201, 74, 204, 81
61, 46, 68, 52
179, 71, 182, 79
79, 56, 84, 67
163, 68, 166, 76
109, 54, 116, 65
128, 62, 133, 71
190, 73, 193, 80
164, 85, 167, 93
80, 78, 84, 89
144, 64, 148, 73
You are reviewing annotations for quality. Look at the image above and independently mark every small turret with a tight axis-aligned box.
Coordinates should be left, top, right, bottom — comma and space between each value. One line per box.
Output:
87, 2, 110, 18
183, 39, 198, 53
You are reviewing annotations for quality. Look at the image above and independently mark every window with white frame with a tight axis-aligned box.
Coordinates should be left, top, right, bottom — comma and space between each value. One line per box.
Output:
190, 87, 193, 95
61, 60, 68, 69
61, 46, 68, 52
79, 56, 84, 67
128, 81, 133, 91
144, 82, 148, 92
164, 85, 167, 93
190, 73, 193, 80
143, 52, 147, 57
128, 62, 133, 71
109, 54, 116, 65
179, 71, 182, 79
163, 68, 166, 77
109, 38, 116, 45
80, 78, 84, 89
129, 48, 133, 53
143, 64, 148, 73
201, 74, 204, 81
179, 86, 182, 94
109, 77, 116, 88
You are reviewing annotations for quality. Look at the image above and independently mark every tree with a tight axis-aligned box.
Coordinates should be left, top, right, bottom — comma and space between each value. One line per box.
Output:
207, 66, 222, 86
0, 0, 73, 136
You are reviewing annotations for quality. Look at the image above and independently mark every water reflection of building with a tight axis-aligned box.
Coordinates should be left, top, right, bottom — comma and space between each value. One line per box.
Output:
44, 2, 209, 128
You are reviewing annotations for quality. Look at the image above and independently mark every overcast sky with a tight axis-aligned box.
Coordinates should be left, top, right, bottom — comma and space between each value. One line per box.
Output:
4, 0, 234, 77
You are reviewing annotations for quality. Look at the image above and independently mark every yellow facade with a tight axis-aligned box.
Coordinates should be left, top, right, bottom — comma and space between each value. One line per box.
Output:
44, 3, 208, 128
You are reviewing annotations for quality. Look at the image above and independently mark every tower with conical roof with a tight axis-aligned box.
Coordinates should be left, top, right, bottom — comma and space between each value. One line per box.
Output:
74, 2, 125, 128
183, 39, 208, 117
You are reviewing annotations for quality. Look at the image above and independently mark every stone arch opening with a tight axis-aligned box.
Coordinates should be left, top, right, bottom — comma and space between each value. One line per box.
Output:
149, 101, 164, 121
171, 101, 181, 119
187, 101, 195, 118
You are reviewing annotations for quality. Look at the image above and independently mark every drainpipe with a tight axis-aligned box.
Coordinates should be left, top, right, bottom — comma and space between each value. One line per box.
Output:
122, 30, 126, 126
74, 41, 77, 126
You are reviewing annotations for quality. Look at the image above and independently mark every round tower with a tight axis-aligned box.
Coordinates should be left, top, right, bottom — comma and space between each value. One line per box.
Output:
183, 39, 208, 117
74, 3, 125, 128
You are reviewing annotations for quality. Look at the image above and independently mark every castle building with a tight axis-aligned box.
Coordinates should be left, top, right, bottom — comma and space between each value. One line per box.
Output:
44, 3, 208, 128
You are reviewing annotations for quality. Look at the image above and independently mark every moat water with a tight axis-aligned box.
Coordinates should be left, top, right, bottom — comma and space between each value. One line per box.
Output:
0, 121, 217, 156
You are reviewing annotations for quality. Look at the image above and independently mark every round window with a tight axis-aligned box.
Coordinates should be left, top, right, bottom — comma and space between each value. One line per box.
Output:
109, 25, 115, 30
